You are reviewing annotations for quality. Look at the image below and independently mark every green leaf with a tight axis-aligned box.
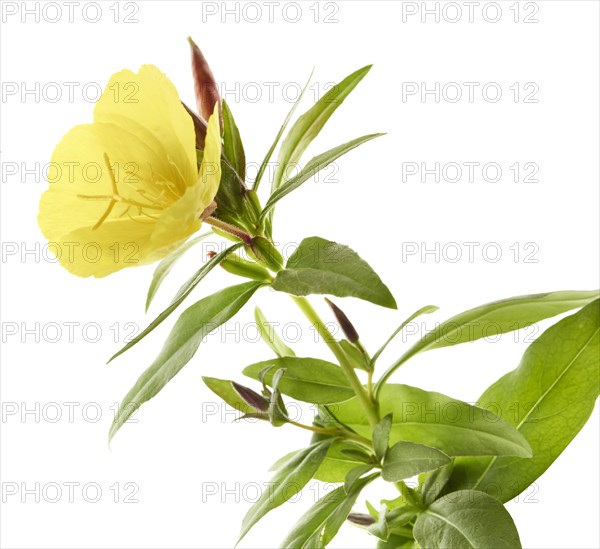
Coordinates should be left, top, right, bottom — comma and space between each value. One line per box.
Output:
252, 68, 313, 193
371, 305, 439, 365
375, 290, 599, 394
202, 376, 262, 415
368, 504, 392, 541
238, 439, 334, 544
329, 384, 532, 459
213, 159, 251, 230
266, 65, 372, 235
280, 473, 377, 548
339, 339, 371, 371
272, 237, 397, 309
382, 441, 451, 482
109, 243, 243, 362
109, 282, 262, 441
377, 534, 415, 549
344, 464, 374, 492
222, 100, 246, 181
145, 233, 210, 312
260, 134, 383, 220
313, 439, 370, 482
419, 462, 454, 506
243, 357, 354, 404
446, 299, 600, 502
373, 414, 393, 462
254, 306, 295, 357
413, 490, 521, 549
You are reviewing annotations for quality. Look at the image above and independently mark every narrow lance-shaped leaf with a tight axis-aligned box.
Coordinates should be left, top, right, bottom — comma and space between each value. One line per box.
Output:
371, 305, 439, 365
252, 68, 314, 192
446, 299, 600, 502
109, 281, 262, 441
373, 414, 393, 462
413, 490, 522, 549
238, 439, 334, 544
265, 65, 372, 235
221, 99, 246, 182
259, 133, 384, 221
272, 237, 397, 309
254, 306, 295, 357
280, 473, 378, 548
145, 233, 210, 312
110, 242, 242, 362
375, 289, 599, 395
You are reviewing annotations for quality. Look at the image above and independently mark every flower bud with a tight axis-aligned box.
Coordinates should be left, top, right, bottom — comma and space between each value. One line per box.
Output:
232, 382, 269, 412
347, 513, 376, 527
248, 237, 284, 272
188, 37, 222, 130
220, 254, 272, 282
326, 298, 360, 343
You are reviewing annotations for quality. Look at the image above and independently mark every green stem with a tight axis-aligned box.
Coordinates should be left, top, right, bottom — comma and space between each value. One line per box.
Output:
287, 419, 372, 448
291, 296, 380, 429
395, 481, 421, 509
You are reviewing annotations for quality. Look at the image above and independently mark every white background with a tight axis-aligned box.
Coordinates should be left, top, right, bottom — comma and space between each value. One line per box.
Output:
1, 1, 599, 548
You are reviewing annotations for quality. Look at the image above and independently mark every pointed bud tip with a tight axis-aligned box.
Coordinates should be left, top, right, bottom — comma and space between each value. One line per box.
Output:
326, 298, 360, 343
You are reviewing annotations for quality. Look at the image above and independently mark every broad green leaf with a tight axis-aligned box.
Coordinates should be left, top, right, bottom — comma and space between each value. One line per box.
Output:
373, 414, 393, 462
252, 68, 313, 193
271, 65, 371, 194
243, 357, 354, 404
202, 376, 261, 415
280, 473, 377, 548
238, 439, 334, 544
371, 305, 439, 365
266, 65, 372, 235
145, 233, 210, 312
376, 290, 599, 393
254, 306, 295, 357
446, 299, 600, 502
260, 134, 383, 220
272, 237, 397, 309
109, 282, 262, 440
419, 462, 454, 506
382, 441, 451, 482
109, 243, 243, 362
222, 100, 246, 181
413, 490, 521, 549
329, 384, 532, 459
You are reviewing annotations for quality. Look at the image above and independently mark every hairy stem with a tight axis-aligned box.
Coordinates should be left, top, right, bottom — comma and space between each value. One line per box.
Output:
291, 296, 380, 429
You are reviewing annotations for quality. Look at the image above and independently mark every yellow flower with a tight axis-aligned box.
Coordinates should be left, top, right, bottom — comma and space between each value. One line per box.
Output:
38, 64, 221, 278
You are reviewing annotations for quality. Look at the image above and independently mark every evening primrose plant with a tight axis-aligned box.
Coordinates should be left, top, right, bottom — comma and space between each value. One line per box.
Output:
38, 40, 599, 548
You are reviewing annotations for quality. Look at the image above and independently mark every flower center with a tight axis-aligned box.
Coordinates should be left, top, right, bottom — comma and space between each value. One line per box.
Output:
77, 153, 180, 231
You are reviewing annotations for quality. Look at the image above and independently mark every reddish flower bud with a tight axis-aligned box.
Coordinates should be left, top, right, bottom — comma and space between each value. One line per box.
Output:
188, 37, 222, 130
326, 298, 360, 343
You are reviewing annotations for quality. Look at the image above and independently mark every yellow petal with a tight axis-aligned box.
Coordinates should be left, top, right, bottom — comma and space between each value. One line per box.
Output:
39, 123, 168, 241
94, 65, 197, 189
197, 103, 223, 206
150, 106, 222, 252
